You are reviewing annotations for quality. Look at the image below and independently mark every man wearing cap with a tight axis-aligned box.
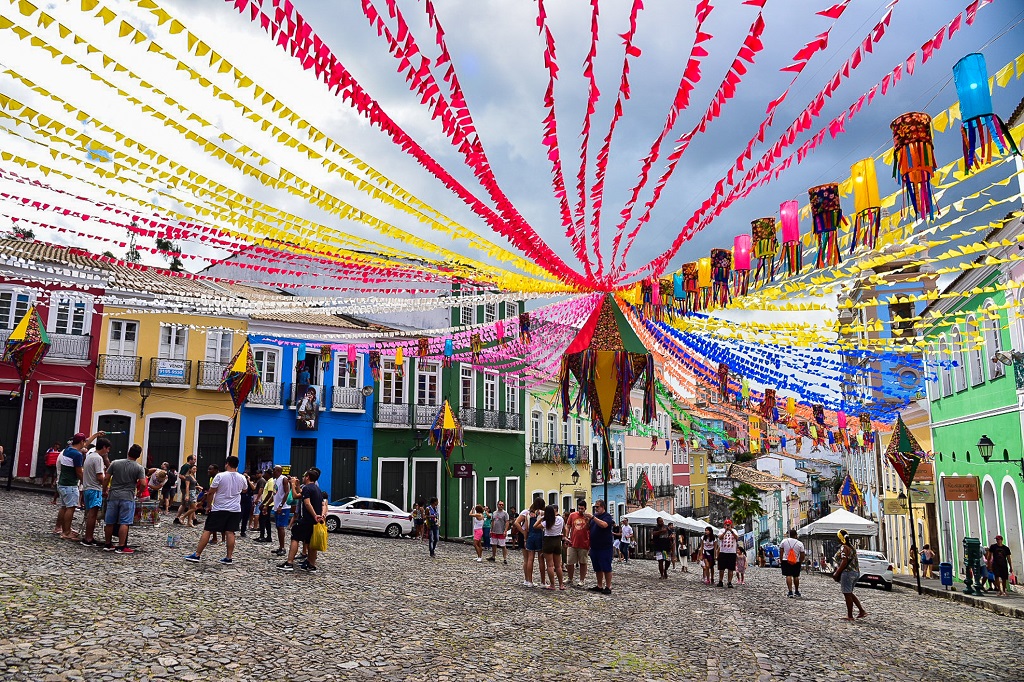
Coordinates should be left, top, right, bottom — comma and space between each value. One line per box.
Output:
55, 432, 101, 540
717, 519, 739, 588
80, 437, 111, 546
988, 535, 1013, 597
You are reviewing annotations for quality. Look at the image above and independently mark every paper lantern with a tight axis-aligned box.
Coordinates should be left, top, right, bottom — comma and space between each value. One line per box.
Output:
443, 338, 454, 367
681, 262, 699, 312
751, 217, 778, 286
717, 362, 729, 398
837, 410, 847, 429
759, 388, 776, 421
495, 319, 505, 345
812, 404, 825, 425
850, 158, 881, 251
732, 234, 752, 298
953, 53, 1019, 170
808, 184, 843, 268
659, 279, 674, 319
890, 112, 937, 221
297, 342, 307, 361
320, 344, 332, 370
711, 248, 732, 307
697, 257, 712, 310
777, 200, 803, 276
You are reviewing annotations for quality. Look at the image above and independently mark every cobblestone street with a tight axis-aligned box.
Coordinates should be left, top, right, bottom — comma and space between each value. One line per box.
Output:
0, 492, 1021, 682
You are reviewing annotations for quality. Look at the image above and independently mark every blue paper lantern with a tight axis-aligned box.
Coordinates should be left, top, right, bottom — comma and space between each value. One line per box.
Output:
297, 342, 306, 361
953, 53, 1019, 170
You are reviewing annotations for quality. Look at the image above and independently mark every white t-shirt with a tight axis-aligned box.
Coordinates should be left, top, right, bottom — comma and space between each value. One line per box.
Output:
209, 471, 248, 513
719, 530, 738, 554
472, 515, 484, 531
273, 474, 290, 509
621, 524, 634, 542
780, 537, 805, 563
542, 515, 565, 537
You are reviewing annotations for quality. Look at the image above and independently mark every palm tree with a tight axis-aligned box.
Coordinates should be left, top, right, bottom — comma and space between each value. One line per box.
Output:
728, 483, 765, 530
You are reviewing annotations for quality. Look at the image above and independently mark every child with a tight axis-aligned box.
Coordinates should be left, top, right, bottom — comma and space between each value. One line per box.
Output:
736, 548, 748, 585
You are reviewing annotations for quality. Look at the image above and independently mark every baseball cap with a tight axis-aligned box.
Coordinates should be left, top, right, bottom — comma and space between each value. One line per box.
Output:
72, 432, 87, 444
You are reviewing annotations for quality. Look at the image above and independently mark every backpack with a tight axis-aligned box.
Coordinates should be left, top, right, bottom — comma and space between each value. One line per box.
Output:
784, 540, 798, 563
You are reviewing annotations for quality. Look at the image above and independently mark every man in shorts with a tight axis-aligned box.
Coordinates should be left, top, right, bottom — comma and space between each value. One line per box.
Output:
80, 437, 110, 546
55, 432, 101, 539
175, 455, 198, 525
102, 444, 146, 554
717, 519, 739, 588
779, 528, 806, 597
587, 499, 615, 595
487, 501, 510, 564
184, 456, 248, 564
564, 499, 591, 587
271, 465, 290, 556
277, 467, 326, 572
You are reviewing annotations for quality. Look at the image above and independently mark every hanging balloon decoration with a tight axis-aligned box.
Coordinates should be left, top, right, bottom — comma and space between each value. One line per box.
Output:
443, 338, 454, 367
471, 333, 483, 364
759, 388, 776, 421
952, 53, 1020, 171
711, 248, 732, 308
732, 234, 751, 298
890, 112, 938, 221
779, 201, 802, 277
369, 350, 381, 381
519, 312, 531, 344
751, 218, 778, 286
697, 257, 712, 311
812, 404, 826, 425
682, 262, 700, 313
850, 158, 882, 252
417, 337, 430, 369
808, 184, 843, 268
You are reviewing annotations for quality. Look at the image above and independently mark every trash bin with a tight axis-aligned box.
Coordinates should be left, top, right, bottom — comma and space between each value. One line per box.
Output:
939, 562, 953, 589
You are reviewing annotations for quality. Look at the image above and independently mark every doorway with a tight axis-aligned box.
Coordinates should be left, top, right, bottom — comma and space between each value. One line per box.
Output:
149, 417, 183, 473
331, 439, 357, 502
97, 414, 132, 461
195, 419, 227, 486
37, 398, 78, 476
245, 436, 275, 474
289, 438, 317, 479
378, 459, 405, 510
0, 395, 20, 477
460, 475, 476, 537
413, 459, 439, 506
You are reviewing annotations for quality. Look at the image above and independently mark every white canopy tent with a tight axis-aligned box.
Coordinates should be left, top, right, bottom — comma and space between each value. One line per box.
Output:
798, 508, 877, 538
622, 506, 674, 526
671, 515, 708, 533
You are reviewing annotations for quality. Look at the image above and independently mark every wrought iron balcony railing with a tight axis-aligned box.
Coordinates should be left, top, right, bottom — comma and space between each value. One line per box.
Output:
48, 333, 91, 360
529, 442, 590, 464
197, 361, 228, 389
97, 354, 141, 383
332, 386, 365, 411
460, 407, 523, 432
248, 381, 283, 407
150, 357, 192, 386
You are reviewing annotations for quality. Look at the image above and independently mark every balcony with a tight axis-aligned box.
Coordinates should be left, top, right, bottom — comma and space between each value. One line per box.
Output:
529, 442, 590, 464
375, 401, 411, 426
289, 384, 326, 410
97, 354, 141, 384
460, 407, 523, 432
150, 358, 192, 386
1015, 356, 1024, 391
676, 505, 693, 518
197, 361, 228, 390
691, 506, 709, 519
331, 386, 366, 411
414, 403, 442, 427
248, 381, 283, 408
654, 484, 674, 498
47, 333, 91, 360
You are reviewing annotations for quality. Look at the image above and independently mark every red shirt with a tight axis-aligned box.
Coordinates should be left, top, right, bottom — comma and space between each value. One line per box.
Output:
567, 511, 591, 549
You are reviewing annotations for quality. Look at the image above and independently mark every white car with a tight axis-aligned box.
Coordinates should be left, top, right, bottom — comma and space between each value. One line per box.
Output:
325, 496, 413, 539
856, 550, 894, 591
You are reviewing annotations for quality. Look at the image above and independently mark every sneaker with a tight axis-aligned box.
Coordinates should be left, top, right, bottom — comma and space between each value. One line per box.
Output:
115, 546, 134, 555
486, 556, 496, 562
794, 591, 802, 598
588, 586, 604, 592
602, 587, 612, 595
474, 558, 482, 562
503, 560, 508, 565
787, 591, 793, 598
522, 581, 534, 588
277, 562, 294, 572
79, 539, 97, 547
218, 557, 233, 565
272, 549, 286, 557
296, 554, 307, 562
718, 581, 724, 587
727, 583, 734, 588
102, 543, 116, 552
302, 563, 318, 573
184, 553, 201, 562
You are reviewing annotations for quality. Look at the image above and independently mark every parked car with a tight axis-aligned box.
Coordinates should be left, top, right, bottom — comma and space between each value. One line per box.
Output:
761, 544, 780, 568
324, 496, 413, 538
856, 549, 894, 591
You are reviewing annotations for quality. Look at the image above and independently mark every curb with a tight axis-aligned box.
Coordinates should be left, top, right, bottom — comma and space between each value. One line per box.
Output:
892, 577, 1024, 620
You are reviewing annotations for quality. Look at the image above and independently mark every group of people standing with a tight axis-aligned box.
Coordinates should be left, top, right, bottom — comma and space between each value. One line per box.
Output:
694, 520, 747, 588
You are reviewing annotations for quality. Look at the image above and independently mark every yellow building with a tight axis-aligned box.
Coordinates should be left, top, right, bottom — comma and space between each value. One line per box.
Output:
526, 384, 594, 513
689, 446, 709, 517
92, 267, 246, 486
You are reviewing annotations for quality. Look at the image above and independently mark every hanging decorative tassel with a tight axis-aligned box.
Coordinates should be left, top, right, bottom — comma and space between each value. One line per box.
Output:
640, 279, 654, 321
953, 53, 1020, 172
642, 354, 656, 425
616, 351, 633, 425
732, 234, 751, 298
751, 217, 778, 286
778, 200, 802, 276
850, 158, 882, 252
659, 279, 674, 320
711, 248, 732, 308
717, 362, 729, 399
808, 184, 843, 268
394, 346, 404, 379
786, 396, 796, 417
740, 377, 750, 409
519, 312, 531, 344
697, 257, 712, 311
320, 344, 332, 371
495, 319, 506, 346
417, 337, 429, 369
443, 338, 454, 367
759, 388, 776, 421
471, 333, 482, 364
891, 111, 938, 221
859, 413, 871, 432
558, 356, 573, 422
346, 344, 357, 374
369, 350, 381, 381
650, 277, 663, 321
682, 262, 699, 313
812, 404, 825, 425
673, 273, 688, 316
837, 410, 847, 430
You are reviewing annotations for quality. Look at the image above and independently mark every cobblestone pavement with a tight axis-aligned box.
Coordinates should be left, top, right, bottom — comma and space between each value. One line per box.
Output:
1, 491, 1022, 682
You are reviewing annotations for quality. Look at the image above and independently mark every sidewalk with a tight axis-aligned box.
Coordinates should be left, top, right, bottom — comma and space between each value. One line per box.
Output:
892, 575, 1024, 620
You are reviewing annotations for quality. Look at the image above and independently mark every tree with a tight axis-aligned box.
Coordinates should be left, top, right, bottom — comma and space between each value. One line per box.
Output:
728, 483, 765, 530
154, 236, 183, 271
4, 226, 34, 240
124, 223, 141, 263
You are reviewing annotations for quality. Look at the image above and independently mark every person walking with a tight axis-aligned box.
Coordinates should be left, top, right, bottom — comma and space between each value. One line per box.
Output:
174, 455, 199, 526
832, 529, 867, 620
909, 544, 920, 580
277, 467, 327, 572
514, 497, 545, 587
488, 501, 509, 564
619, 518, 633, 563
587, 499, 614, 595
700, 527, 717, 586
412, 499, 425, 540
257, 469, 276, 542
184, 456, 248, 564
250, 471, 265, 533
271, 465, 290, 556
653, 517, 671, 579
79, 437, 110, 546
779, 529, 805, 597
565, 500, 591, 587
717, 520, 739, 588
238, 471, 255, 538
469, 504, 485, 562
102, 444, 147, 554
988, 535, 1013, 597
426, 497, 440, 557
536, 504, 565, 590
44, 441, 61, 504
920, 544, 936, 579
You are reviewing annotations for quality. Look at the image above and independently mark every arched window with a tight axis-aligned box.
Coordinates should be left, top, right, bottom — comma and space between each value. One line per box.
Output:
966, 316, 985, 386
546, 412, 556, 443
938, 336, 952, 397
950, 327, 967, 392
531, 411, 541, 443
984, 301, 1004, 378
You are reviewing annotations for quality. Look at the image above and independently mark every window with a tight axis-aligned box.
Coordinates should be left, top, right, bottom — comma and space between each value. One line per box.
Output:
51, 297, 87, 335
158, 324, 187, 359
483, 372, 497, 411
531, 410, 541, 442
562, 419, 569, 445
505, 380, 518, 414
381, 360, 404, 404
966, 317, 984, 386
205, 330, 233, 364
336, 352, 360, 389
253, 348, 279, 383
460, 367, 474, 410
937, 337, 952, 397
984, 303, 1003, 378
460, 304, 473, 326
888, 301, 915, 341
628, 465, 634, 485
950, 327, 967, 392
547, 413, 556, 443
107, 320, 138, 356
484, 302, 497, 323
575, 419, 582, 446
417, 362, 440, 406
0, 291, 30, 330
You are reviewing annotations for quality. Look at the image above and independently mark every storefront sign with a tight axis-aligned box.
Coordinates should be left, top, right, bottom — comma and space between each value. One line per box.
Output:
453, 462, 473, 478
883, 497, 908, 515
908, 484, 935, 504
913, 461, 934, 482
941, 476, 979, 502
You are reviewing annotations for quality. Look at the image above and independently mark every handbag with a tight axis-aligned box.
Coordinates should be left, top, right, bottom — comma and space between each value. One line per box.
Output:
310, 522, 328, 552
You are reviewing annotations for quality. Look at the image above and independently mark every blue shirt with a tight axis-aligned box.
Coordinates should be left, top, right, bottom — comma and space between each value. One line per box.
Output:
589, 512, 615, 551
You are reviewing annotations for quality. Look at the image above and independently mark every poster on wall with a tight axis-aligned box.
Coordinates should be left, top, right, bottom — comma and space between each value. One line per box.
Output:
295, 387, 320, 431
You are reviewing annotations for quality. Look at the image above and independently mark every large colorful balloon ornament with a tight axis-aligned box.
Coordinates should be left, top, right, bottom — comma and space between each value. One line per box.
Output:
732, 234, 751, 298
682, 262, 700, 312
890, 112, 938, 221
952, 53, 1020, 171
808, 184, 844, 268
711, 248, 732, 307
850, 158, 882, 252
751, 218, 778, 286
697, 257, 712, 311
779, 201, 802, 277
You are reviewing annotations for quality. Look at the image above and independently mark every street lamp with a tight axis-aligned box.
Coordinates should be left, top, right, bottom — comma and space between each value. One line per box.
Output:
560, 469, 581, 502
139, 379, 153, 416
978, 434, 1024, 479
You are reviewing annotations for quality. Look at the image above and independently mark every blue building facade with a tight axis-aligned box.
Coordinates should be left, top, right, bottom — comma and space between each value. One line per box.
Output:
237, 332, 375, 501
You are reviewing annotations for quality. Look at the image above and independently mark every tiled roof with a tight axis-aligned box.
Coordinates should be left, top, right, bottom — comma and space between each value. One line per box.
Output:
0, 238, 109, 271
727, 463, 786, 491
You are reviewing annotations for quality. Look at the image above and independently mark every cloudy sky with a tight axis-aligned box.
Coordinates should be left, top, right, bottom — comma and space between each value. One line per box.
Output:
0, 0, 1021, 288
